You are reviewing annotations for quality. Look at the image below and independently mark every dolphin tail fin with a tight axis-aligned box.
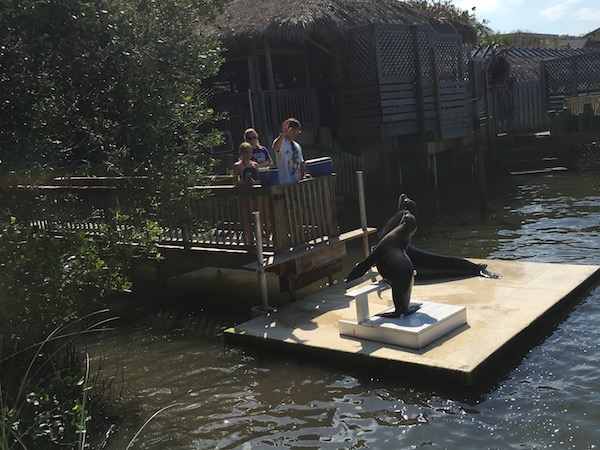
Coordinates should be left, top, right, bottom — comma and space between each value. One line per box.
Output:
345, 254, 376, 282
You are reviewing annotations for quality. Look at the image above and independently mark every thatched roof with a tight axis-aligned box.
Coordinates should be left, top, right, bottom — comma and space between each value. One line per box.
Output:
206, 0, 476, 46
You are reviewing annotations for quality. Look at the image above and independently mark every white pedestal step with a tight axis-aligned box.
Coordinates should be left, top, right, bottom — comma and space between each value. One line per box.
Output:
339, 301, 467, 349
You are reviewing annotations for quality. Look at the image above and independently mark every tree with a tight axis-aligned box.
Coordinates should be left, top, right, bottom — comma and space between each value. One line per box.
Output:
0, 0, 225, 327
1, 0, 223, 178
1, 0, 224, 447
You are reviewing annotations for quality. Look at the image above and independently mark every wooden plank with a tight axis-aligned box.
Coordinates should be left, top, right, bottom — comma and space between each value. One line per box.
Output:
380, 97, 418, 108
342, 116, 382, 127
379, 91, 418, 102
379, 81, 416, 92
243, 227, 377, 271
382, 112, 419, 123
382, 121, 420, 136
439, 93, 468, 103
438, 81, 466, 90
381, 104, 418, 115
342, 100, 381, 110
510, 167, 568, 176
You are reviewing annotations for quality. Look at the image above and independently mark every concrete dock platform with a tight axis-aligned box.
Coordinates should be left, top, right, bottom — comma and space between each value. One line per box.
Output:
224, 259, 600, 385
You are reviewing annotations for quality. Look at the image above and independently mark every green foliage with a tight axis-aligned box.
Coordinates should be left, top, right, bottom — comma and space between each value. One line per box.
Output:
407, 0, 492, 43
1, 0, 226, 243
479, 32, 515, 46
0, 0, 225, 445
1, 313, 116, 450
0, 0, 224, 187
408, 0, 471, 22
0, 208, 161, 345
0, 0, 226, 326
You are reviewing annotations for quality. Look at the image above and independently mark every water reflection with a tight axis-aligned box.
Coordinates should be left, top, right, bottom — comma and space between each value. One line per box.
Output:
90, 168, 600, 449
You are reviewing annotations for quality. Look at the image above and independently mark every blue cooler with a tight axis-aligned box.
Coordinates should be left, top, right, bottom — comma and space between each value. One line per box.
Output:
259, 168, 280, 186
305, 157, 333, 177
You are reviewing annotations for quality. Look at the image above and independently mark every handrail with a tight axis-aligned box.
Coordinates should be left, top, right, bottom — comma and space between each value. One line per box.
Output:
188, 176, 338, 251
11, 175, 340, 255
564, 94, 600, 115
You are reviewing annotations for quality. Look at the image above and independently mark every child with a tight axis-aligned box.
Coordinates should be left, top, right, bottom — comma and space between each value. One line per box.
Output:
233, 142, 260, 186
244, 128, 273, 168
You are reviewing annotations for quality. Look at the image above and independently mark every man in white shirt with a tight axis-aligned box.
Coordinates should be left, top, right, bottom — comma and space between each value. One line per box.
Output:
272, 118, 308, 184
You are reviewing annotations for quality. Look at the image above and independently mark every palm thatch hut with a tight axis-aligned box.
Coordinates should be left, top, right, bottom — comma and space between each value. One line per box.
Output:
472, 45, 600, 136
203, 0, 478, 190
208, 0, 476, 45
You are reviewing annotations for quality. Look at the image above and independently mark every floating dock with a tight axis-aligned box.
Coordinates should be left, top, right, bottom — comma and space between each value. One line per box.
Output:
224, 259, 600, 386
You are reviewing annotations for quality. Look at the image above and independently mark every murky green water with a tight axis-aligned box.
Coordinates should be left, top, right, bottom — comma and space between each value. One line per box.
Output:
89, 156, 600, 449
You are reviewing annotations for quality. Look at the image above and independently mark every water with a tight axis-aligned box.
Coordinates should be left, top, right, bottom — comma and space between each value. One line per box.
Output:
89, 165, 600, 449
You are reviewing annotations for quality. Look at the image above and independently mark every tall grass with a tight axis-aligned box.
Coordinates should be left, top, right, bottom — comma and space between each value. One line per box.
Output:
0, 310, 117, 450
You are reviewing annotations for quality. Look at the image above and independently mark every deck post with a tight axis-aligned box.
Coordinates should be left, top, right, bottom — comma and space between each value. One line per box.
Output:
253, 210, 270, 311
357, 171, 370, 259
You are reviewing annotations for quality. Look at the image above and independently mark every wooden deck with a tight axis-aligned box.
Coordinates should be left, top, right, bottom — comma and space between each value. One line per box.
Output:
12, 174, 374, 303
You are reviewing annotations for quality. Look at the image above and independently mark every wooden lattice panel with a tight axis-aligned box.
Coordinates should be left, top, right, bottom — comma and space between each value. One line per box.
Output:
339, 24, 469, 139
576, 55, 600, 92
415, 30, 432, 82
434, 37, 461, 81
377, 27, 414, 80
544, 59, 574, 95
544, 52, 600, 97
341, 28, 373, 84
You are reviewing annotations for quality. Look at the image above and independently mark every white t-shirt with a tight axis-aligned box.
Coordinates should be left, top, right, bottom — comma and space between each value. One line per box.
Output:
274, 138, 303, 184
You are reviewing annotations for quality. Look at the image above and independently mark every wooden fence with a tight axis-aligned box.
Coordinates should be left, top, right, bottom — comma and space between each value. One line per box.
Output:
542, 51, 600, 111
492, 80, 548, 134
188, 176, 339, 252
338, 24, 470, 140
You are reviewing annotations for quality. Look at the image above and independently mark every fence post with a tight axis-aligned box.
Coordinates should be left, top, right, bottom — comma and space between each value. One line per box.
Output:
357, 171, 370, 259
253, 210, 270, 311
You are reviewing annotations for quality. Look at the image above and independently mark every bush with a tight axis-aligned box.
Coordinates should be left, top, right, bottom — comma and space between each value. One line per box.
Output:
0, 0, 225, 447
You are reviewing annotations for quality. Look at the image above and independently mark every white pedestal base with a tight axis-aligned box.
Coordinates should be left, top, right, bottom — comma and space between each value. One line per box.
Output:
339, 301, 467, 349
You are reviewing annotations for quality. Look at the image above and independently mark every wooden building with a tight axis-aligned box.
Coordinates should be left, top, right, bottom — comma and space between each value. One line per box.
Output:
472, 46, 600, 137
203, 0, 477, 190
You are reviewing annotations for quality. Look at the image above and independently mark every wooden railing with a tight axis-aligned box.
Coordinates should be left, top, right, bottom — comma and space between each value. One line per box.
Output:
12, 175, 340, 255
303, 144, 365, 199
564, 95, 600, 115
180, 175, 339, 252
9, 174, 376, 303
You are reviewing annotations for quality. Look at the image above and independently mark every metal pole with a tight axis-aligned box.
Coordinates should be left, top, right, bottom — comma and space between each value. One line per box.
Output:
253, 211, 269, 311
432, 152, 438, 189
357, 171, 370, 258
248, 89, 255, 128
